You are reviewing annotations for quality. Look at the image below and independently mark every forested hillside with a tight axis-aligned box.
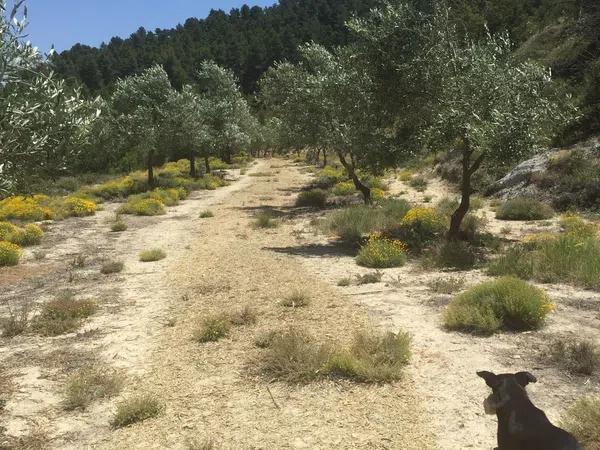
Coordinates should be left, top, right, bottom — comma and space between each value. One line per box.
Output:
50, 0, 380, 93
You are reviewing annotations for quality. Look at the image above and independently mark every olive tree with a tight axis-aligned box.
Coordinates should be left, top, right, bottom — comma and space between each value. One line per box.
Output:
261, 43, 398, 203
195, 61, 253, 169
350, 1, 575, 237
110, 65, 175, 187
0, 0, 98, 194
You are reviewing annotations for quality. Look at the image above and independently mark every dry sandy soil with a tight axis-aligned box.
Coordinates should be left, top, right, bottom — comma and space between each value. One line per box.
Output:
1, 159, 598, 450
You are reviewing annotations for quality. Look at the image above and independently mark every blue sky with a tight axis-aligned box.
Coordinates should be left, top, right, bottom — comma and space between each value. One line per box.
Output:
19, 0, 277, 53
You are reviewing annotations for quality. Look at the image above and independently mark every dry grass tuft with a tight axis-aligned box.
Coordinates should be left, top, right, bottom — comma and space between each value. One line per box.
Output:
228, 306, 258, 326
100, 260, 124, 275
63, 368, 124, 410
548, 339, 599, 375
281, 290, 311, 308
193, 315, 231, 343
32, 293, 97, 336
560, 397, 600, 449
139, 248, 166, 262
1, 301, 31, 338
111, 394, 164, 428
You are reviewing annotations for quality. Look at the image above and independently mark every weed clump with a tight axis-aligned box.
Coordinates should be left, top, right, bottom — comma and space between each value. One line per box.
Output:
193, 315, 231, 342
392, 207, 446, 252
355, 271, 383, 285
495, 197, 554, 221
332, 181, 355, 196
548, 339, 599, 375
199, 210, 214, 218
296, 189, 328, 208
118, 197, 166, 216
101, 260, 124, 275
252, 211, 277, 229
111, 394, 164, 428
0, 222, 44, 246
111, 220, 128, 232
428, 277, 465, 294
281, 290, 311, 308
139, 248, 166, 262
0, 302, 30, 337
409, 176, 428, 192
64, 368, 124, 410
33, 295, 97, 336
560, 397, 600, 449
326, 330, 411, 382
443, 277, 553, 335
228, 306, 258, 326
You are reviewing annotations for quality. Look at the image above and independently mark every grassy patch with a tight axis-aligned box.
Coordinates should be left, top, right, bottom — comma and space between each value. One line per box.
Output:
295, 189, 328, 208
320, 199, 411, 242
33, 295, 97, 337
548, 339, 599, 375
427, 240, 477, 270
281, 290, 311, 308
443, 277, 553, 335
331, 181, 356, 196
0, 241, 22, 267
337, 277, 352, 287
356, 233, 407, 268
139, 248, 166, 262
118, 197, 166, 216
495, 197, 554, 221
111, 394, 164, 428
488, 228, 600, 290
252, 211, 278, 229
100, 260, 124, 275
193, 315, 231, 343
560, 397, 600, 449
63, 368, 124, 410
199, 210, 214, 218
326, 330, 411, 382
258, 328, 410, 383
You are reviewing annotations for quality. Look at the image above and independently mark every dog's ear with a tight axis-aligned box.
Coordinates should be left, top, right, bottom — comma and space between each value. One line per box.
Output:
515, 371, 537, 387
477, 371, 499, 388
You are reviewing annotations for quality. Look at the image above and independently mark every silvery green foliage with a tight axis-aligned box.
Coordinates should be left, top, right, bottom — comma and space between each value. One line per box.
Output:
195, 61, 253, 160
260, 42, 394, 171
109, 65, 174, 180
0, 0, 99, 195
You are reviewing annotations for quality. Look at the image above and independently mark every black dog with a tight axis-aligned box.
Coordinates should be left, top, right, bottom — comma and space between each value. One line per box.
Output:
477, 371, 582, 450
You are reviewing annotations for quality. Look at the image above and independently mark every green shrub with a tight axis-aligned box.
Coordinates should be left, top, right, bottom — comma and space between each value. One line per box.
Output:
488, 245, 535, 279
118, 197, 166, 216
193, 315, 231, 342
139, 248, 166, 262
429, 240, 477, 270
326, 330, 410, 382
391, 207, 446, 251
444, 277, 553, 335
296, 189, 328, 208
281, 290, 311, 308
560, 397, 600, 449
315, 166, 346, 189
0, 222, 43, 246
337, 277, 352, 286
496, 198, 554, 221
199, 210, 214, 218
0, 241, 22, 266
252, 211, 277, 229
549, 339, 599, 375
112, 394, 164, 428
321, 199, 411, 242
332, 181, 356, 196
356, 234, 407, 268
64, 368, 123, 410
101, 261, 124, 275
111, 220, 128, 232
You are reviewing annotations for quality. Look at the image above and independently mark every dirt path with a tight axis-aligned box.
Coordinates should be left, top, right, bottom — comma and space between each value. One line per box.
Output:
1, 160, 434, 449
288, 168, 600, 449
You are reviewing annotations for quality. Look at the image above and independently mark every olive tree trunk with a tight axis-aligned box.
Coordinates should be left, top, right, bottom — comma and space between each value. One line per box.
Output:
337, 151, 371, 204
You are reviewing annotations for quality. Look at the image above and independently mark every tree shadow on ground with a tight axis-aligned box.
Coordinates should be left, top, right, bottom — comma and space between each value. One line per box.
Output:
264, 241, 356, 259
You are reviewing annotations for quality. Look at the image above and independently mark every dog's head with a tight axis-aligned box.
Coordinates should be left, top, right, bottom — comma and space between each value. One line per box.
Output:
477, 371, 537, 415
